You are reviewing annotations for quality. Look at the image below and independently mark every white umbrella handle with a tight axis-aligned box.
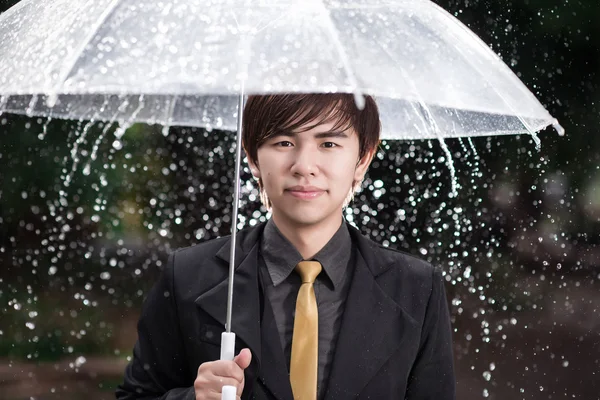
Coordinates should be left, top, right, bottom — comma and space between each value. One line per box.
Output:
220, 332, 237, 400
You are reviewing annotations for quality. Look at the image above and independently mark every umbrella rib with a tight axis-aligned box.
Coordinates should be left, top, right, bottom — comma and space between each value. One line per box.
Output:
374, 41, 462, 195
52, 0, 125, 94
0, 95, 8, 114
372, 39, 438, 138
434, 2, 545, 116
315, 0, 363, 104
429, 5, 545, 135
164, 95, 179, 127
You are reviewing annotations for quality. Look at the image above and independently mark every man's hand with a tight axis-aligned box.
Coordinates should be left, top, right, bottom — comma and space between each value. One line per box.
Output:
194, 348, 252, 400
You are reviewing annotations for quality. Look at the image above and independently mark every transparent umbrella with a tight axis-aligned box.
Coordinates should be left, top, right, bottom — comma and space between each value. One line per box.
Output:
0, 0, 563, 397
0, 0, 563, 139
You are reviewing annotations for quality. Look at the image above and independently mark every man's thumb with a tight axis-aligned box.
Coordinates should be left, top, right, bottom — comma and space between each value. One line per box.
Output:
233, 348, 252, 369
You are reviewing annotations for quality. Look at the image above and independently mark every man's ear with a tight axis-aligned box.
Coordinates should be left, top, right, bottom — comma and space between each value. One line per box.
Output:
248, 159, 261, 179
354, 147, 377, 182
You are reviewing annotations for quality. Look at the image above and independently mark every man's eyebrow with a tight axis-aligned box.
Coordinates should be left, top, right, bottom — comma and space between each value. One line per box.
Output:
271, 131, 297, 138
271, 130, 349, 139
314, 131, 349, 139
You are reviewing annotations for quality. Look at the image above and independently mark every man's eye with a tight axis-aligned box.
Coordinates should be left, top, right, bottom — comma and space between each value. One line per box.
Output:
322, 142, 338, 148
275, 141, 293, 147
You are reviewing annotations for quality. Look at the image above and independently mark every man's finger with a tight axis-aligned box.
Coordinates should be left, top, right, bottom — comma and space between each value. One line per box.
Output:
210, 361, 245, 383
233, 348, 252, 370
195, 374, 239, 391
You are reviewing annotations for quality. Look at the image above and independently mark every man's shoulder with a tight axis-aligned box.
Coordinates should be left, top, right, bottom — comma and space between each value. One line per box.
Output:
354, 229, 438, 282
378, 244, 436, 276
163, 235, 233, 297
171, 234, 229, 263
176, 222, 264, 254
356, 233, 445, 302
168, 222, 263, 272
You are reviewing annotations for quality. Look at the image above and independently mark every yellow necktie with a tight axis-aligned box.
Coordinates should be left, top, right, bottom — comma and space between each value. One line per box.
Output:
290, 261, 322, 400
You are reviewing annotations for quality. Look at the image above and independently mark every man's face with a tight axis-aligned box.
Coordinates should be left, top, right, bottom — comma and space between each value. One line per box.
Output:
249, 118, 373, 229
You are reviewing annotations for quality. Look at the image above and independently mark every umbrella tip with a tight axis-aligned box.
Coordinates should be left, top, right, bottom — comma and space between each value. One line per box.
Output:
353, 92, 365, 110
552, 119, 565, 136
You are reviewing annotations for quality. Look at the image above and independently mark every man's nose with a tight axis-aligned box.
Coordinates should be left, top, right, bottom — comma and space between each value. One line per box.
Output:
290, 146, 318, 176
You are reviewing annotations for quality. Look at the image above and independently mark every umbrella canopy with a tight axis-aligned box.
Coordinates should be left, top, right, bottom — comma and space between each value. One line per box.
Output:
0, 0, 562, 139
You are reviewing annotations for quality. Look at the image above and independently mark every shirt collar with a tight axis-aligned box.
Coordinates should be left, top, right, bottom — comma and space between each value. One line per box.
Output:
260, 218, 352, 289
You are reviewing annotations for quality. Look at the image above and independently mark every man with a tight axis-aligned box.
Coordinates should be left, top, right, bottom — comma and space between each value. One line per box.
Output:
116, 94, 456, 399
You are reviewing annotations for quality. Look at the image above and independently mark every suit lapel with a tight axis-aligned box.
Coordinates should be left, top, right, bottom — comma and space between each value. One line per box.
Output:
324, 226, 420, 398
194, 223, 294, 399
194, 225, 264, 368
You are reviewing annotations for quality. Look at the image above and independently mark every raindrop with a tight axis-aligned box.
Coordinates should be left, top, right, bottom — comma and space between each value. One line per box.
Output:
437, 138, 458, 198
64, 119, 97, 187
39, 117, 53, 140
74, 356, 87, 368
529, 131, 542, 151
25, 95, 38, 117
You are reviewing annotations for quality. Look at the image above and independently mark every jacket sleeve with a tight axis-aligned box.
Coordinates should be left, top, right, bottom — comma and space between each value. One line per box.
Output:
116, 251, 196, 400
405, 267, 456, 400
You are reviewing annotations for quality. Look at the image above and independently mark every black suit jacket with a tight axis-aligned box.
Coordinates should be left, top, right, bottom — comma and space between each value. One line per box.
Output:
116, 222, 456, 399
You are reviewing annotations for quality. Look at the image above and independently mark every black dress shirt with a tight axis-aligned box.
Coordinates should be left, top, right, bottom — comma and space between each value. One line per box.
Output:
259, 219, 354, 400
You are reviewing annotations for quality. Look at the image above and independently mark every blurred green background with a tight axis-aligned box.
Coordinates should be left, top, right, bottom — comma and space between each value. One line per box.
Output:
0, 0, 599, 399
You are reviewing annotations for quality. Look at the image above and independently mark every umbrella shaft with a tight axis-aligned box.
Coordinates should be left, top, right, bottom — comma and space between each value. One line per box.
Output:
226, 91, 245, 333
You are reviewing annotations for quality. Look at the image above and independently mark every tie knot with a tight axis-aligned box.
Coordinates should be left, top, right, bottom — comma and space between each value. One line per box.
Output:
295, 261, 322, 283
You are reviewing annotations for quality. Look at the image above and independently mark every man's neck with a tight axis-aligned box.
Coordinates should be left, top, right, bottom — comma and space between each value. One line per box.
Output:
271, 213, 343, 260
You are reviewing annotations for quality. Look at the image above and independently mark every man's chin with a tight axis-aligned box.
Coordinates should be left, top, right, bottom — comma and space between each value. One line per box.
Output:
277, 209, 340, 228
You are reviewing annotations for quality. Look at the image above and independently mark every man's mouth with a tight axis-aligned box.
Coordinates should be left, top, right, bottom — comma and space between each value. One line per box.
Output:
286, 186, 326, 199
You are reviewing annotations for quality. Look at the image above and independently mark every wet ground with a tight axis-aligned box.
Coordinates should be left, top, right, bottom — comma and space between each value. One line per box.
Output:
0, 357, 126, 400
